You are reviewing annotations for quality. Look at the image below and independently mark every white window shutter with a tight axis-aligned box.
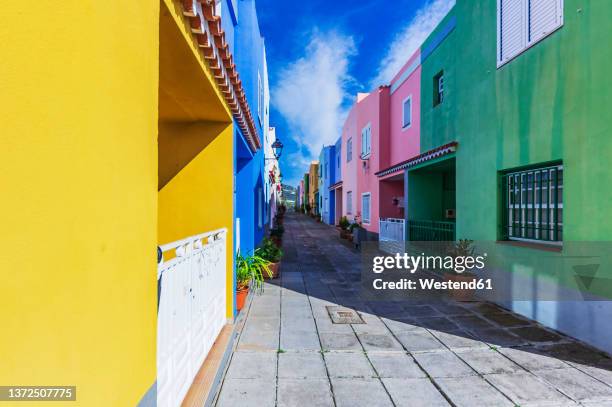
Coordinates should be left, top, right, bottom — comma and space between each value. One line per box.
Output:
498, 0, 527, 65
528, 0, 563, 45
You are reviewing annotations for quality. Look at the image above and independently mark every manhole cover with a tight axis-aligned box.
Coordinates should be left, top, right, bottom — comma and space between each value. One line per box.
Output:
326, 306, 365, 324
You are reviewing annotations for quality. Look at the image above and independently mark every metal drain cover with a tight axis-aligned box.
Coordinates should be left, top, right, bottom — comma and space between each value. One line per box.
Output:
326, 306, 365, 324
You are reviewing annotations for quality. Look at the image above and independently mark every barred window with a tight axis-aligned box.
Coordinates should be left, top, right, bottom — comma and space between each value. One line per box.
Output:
501, 163, 563, 243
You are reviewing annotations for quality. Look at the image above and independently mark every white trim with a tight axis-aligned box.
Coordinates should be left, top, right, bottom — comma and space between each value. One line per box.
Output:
497, 0, 564, 68
361, 192, 371, 225
401, 95, 412, 131
361, 123, 371, 158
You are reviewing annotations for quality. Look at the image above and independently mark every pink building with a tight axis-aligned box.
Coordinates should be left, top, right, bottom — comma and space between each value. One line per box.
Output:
376, 50, 422, 240
339, 49, 422, 240
340, 96, 359, 224
354, 87, 389, 235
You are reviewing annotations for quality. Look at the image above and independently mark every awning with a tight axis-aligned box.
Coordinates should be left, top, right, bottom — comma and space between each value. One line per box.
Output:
329, 181, 343, 191
375, 142, 457, 178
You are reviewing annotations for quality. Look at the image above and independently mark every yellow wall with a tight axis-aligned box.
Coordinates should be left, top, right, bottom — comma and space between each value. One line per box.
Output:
158, 124, 235, 318
0, 1, 159, 406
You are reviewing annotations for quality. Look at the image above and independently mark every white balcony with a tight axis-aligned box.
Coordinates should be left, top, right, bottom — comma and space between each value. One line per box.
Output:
156, 228, 228, 407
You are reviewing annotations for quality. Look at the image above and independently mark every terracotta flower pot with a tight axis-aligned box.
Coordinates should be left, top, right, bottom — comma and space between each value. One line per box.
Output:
236, 288, 249, 311
265, 262, 280, 279
443, 273, 476, 302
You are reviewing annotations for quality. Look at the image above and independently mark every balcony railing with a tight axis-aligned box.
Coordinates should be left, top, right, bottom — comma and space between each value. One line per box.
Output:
379, 218, 405, 241
408, 220, 455, 242
157, 228, 227, 407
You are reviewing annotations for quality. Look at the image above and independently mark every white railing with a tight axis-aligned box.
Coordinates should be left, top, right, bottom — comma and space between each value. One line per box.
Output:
379, 218, 405, 241
157, 228, 227, 407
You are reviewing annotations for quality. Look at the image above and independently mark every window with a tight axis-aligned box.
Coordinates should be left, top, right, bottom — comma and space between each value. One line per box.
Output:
402, 96, 412, 128
362, 193, 371, 224
500, 163, 563, 243
325, 163, 328, 179
497, 0, 564, 67
347, 138, 353, 162
347, 191, 353, 214
361, 124, 371, 158
433, 71, 444, 106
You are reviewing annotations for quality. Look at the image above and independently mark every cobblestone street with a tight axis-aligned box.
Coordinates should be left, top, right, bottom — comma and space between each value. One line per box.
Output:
215, 213, 612, 407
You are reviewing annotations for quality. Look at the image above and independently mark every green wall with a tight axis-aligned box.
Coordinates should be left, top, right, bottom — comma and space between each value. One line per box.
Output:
420, 0, 612, 242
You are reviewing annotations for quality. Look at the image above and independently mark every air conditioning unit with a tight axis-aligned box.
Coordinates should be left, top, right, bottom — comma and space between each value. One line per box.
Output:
445, 209, 456, 219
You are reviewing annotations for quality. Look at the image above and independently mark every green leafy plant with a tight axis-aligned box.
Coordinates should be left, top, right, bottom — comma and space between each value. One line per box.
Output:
339, 216, 350, 230
236, 252, 272, 293
447, 239, 475, 257
258, 237, 283, 263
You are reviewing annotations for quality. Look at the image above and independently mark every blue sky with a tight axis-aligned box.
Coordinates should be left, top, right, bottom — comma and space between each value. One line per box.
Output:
255, 0, 455, 186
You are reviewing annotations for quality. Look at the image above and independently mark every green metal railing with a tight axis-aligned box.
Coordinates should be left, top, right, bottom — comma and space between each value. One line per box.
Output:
408, 220, 456, 242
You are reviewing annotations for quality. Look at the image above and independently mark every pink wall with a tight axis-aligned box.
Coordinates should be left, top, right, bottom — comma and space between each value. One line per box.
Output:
379, 177, 404, 219
338, 49, 421, 236
354, 87, 390, 234
388, 50, 421, 168
341, 103, 357, 222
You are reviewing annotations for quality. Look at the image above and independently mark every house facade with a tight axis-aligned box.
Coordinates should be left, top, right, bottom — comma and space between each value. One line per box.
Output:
308, 161, 320, 215
318, 145, 336, 224
0, 0, 265, 405
330, 137, 343, 225
410, 1, 612, 354
376, 50, 422, 242
226, 0, 269, 258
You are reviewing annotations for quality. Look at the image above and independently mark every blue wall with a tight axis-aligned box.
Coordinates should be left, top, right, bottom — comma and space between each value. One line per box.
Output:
220, 0, 267, 283
233, 0, 267, 257
333, 137, 342, 185
319, 145, 335, 225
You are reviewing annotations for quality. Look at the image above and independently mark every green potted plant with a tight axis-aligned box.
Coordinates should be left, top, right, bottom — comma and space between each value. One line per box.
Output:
235, 252, 272, 311
339, 216, 350, 239
443, 239, 477, 302
257, 238, 283, 279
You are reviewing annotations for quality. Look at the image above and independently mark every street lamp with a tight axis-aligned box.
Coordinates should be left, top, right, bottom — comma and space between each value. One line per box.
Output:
271, 139, 283, 160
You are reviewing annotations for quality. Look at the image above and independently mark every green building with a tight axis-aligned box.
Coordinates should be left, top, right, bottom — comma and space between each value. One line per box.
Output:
408, 0, 612, 353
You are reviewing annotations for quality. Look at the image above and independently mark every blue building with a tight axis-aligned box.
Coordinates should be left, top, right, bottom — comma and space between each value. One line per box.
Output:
330, 136, 342, 224
219, 0, 270, 294
318, 145, 336, 225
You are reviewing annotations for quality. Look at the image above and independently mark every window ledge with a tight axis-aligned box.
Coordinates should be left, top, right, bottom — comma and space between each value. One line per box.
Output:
496, 240, 562, 253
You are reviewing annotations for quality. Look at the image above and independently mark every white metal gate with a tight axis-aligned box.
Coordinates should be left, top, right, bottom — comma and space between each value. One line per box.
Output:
156, 229, 227, 407
379, 218, 405, 241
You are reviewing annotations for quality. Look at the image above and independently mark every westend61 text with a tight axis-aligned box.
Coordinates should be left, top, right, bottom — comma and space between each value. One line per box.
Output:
372, 278, 493, 291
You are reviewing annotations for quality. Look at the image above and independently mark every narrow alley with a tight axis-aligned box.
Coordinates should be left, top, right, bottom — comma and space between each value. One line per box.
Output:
215, 213, 612, 407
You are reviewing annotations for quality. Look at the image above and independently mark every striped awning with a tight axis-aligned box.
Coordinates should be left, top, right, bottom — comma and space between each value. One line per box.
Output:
375, 142, 457, 178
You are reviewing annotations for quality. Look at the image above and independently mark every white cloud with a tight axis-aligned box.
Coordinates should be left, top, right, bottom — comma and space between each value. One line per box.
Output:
273, 30, 356, 185
370, 0, 455, 87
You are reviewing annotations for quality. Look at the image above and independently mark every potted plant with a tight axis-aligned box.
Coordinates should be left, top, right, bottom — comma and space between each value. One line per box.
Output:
235, 252, 272, 311
339, 216, 350, 239
443, 239, 477, 302
258, 238, 283, 279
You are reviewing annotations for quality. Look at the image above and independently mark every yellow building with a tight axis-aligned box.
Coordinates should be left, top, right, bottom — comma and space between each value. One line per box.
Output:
308, 161, 320, 214
0, 1, 256, 405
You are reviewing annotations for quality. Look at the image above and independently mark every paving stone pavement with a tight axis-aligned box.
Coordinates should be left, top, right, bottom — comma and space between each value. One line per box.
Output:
215, 213, 612, 407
